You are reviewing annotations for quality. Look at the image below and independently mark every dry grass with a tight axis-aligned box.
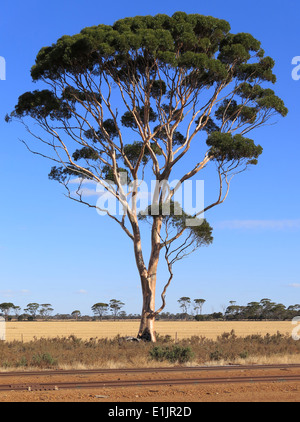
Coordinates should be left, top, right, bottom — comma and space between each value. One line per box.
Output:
1, 330, 300, 370
5, 320, 293, 342
1, 320, 299, 370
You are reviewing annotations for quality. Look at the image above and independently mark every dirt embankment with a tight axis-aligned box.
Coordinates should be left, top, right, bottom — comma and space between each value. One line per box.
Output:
0, 365, 300, 402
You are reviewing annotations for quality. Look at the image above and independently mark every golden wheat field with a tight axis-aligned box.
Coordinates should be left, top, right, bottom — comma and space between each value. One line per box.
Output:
4, 320, 293, 342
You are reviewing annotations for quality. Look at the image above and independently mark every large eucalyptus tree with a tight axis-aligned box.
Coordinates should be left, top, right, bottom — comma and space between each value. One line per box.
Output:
7, 12, 287, 341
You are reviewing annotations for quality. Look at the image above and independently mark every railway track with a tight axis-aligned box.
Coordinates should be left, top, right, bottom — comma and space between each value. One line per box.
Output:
1, 363, 300, 378
0, 364, 300, 392
1, 373, 300, 392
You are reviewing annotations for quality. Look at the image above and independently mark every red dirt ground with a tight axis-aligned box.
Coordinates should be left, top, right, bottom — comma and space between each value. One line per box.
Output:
0, 367, 299, 402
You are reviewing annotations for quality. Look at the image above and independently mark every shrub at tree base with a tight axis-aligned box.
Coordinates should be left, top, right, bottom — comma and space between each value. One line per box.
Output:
149, 345, 194, 363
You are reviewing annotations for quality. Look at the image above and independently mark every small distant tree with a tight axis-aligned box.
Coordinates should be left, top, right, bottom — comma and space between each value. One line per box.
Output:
244, 301, 262, 319
225, 302, 243, 320
71, 310, 81, 320
12, 305, 22, 319
259, 298, 274, 319
193, 299, 206, 315
119, 310, 127, 319
178, 297, 191, 319
91, 302, 109, 320
109, 299, 125, 320
287, 305, 300, 320
24, 303, 40, 319
269, 303, 286, 320
39, 304, 54, 320
0, 303, 15, 320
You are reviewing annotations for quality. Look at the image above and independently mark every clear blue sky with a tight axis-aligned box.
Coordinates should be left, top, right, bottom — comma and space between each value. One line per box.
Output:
0, 0, 299, 316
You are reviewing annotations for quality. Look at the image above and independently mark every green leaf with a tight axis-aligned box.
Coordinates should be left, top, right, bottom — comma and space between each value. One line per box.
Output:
13, 90, 71, 120
206, 132, 263, 163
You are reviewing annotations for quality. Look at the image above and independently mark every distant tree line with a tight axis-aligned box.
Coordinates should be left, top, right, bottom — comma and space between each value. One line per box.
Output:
1, 297, 299, 321
158, 297, 300, 321
0, 302, 54, 321
193, 299, 300, 321
222, 299, 300, 321
0, 299, 129, 321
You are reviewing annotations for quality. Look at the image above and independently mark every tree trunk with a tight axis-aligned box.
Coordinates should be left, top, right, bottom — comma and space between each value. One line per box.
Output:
137, 275, 157, 342
130, 209, 162, 342
137, 216, 162, 342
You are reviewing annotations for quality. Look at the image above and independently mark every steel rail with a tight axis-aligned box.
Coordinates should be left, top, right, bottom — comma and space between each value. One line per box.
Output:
1, 363, 300, 378
1, 373, 300, 392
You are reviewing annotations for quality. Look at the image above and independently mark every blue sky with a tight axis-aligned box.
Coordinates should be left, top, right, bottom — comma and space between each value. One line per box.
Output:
0, 0, 299, 317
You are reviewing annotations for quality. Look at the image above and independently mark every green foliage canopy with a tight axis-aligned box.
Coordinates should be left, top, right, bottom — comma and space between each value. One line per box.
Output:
7, 12, 287, 185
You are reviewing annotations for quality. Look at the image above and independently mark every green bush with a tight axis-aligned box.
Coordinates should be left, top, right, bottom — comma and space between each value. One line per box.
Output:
31, 352, 58, 367
149, 345, 194, 363
239, 350, 249, 359
16, 356, 28, 367
209, 347, 223, 361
